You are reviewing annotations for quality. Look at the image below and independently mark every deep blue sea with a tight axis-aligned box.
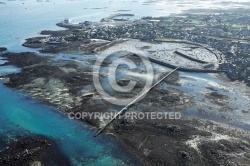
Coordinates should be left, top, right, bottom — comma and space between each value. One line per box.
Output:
0, 0, 249, 165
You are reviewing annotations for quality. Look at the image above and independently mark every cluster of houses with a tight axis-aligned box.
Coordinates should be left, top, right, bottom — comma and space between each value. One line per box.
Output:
219, 51, 250, 85
47, 11, 250, 86
68, 20, 159, 41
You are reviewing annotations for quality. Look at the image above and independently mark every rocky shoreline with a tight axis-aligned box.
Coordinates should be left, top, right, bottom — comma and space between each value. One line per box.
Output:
1, 9, 250, 165
112, 117, 250, 166
21, 8, 250, 87
0, 135, 71, 166
0, 47, 7, 52
1, 51, 250, 165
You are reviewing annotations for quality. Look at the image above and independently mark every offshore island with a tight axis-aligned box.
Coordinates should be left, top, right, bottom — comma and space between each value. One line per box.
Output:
1, 7, 250, 166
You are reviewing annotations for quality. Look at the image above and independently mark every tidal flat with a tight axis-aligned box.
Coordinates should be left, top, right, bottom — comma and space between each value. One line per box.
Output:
1, 0, 250, 165
1, 47, 250, 165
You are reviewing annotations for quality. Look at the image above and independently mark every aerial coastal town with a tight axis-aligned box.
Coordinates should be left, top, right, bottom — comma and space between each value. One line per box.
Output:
1, 2, 250, 165
23, 8, 250, 86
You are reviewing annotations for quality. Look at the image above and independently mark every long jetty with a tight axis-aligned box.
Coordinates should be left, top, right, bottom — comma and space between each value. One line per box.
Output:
94, 67, 179, 137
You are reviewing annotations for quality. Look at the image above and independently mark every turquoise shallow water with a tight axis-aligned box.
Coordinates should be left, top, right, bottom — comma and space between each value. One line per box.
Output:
0, 0, 249, 165
0, 83, 138, 165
